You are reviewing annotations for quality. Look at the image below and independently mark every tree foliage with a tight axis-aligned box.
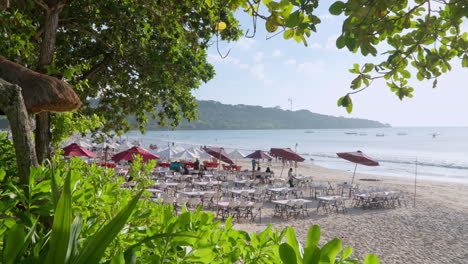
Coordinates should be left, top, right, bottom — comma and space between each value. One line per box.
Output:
1, 0, 466, 133
0, 157, 379, 263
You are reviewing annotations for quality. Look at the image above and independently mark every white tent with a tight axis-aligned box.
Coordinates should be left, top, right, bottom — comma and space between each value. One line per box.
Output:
117, 141, 134, 151
228, 149, 246, 159
94, 142, 118, 152
173, 145, 185, 152
154, 147, 179, 159
74, 140, 92, 148
187, 146, 205, 156
172, 150, 197, 159
198, 151, 212, 159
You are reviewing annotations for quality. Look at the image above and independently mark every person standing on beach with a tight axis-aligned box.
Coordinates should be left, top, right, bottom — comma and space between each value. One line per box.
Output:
193, 159, 200, 170
251, 159, 256, 171
288, 168, 294, 187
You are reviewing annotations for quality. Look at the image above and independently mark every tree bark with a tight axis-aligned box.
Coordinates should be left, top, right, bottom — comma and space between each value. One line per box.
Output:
35, 2, 62, 163
0, 78, 38, 185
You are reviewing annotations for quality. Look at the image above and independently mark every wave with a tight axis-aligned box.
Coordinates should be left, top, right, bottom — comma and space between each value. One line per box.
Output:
304, 152, 468, 170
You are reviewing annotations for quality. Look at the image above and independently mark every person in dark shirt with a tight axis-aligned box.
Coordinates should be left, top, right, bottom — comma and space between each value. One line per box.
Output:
183, 165, 190, 175
193, 159, 200, 170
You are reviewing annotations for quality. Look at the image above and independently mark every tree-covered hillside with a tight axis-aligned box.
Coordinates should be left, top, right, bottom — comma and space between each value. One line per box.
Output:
140, 100, 388, 130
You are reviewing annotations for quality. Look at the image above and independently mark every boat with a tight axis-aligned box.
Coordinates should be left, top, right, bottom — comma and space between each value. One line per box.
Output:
376, 133, 385, 137
304, 130, 314, 133
397, 132, 407, 136
345, 132, 357, 135
359, 132, 367, 136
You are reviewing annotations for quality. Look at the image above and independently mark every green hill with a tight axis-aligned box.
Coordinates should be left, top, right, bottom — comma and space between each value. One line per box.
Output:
143, 100, 389, 130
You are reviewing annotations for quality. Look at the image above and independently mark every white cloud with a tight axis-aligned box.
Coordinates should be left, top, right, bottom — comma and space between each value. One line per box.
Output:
236, 38, 256, 50
272, 49, 282, 58
325, 35, 340, 50
254, 52, 264, 62
308, 42, 322, 49
207, 53, 240, 65
284, 59, 297, 65
297, 62, 324, 75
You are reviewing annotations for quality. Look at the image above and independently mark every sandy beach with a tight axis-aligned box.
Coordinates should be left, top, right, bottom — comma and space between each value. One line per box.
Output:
231, 160, 468, 264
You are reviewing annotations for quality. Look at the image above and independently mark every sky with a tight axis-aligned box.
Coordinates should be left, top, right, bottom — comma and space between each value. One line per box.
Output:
193, 4, 468, 127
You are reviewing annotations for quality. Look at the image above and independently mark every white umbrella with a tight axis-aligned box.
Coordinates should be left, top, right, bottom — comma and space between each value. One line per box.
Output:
74, 140, 92, 148
118, 141, 134, 151
172, 150, 197, 159
228, 149, 246, 159
155, 147, 179, 159
198, 151, 212, 159
173, 145, 185, 152
187, 146, 204, 156
95, 142, 118, 151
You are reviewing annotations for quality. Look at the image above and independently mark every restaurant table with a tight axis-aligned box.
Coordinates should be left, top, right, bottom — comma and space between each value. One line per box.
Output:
317, 195, 347, 213
271, 199, 314, 218
147, 188, 164, 194
309, 184, 328, 199
337, 183, 353, 196
179, 191, 216, 197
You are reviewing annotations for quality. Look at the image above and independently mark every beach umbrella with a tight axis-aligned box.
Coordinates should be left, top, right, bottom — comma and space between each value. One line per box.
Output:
112, 146, 160, 163
74, 140, 92, 149
187, 146, 204, 156
172, 150, 197, 159
154, 147, 179, 159
173, 145, 185, 152
270, 148, 305, 162
228, 149, 246, 159
336, 150, 379, 184
204, 147, 234, 164
198, 151, 212, 159
245, 150, 274, 160
62, 143, 98, 157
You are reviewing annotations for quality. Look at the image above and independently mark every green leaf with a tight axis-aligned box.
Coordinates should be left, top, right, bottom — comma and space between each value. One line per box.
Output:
306, 225, 320, 248
284, 29, 295, 39
3, 224, 26, 264
462, 54, 468, 68
279, 243, 297, 264
45, 170, 72, 264
341, 246, 353, 260
66, 214, 83, 263
71, 190, 144, 264
336, 35, 346, 49
110, 250, 125, 264
364, 254, 380, 264
363, 63, 374, 73
329, 1, 345, 15
285, 11, 301, 28
320, 238, 342, 263
0, 169, 5, 181
286, 227, 301, 263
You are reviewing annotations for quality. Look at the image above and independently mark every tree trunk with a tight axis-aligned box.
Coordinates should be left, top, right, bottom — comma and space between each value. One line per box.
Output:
35, 3, 62, 163
0, 78, 38, 185
35, 112, 51, 163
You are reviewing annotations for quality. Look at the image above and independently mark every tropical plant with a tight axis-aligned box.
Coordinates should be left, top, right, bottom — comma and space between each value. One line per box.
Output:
0, 157, 380, 263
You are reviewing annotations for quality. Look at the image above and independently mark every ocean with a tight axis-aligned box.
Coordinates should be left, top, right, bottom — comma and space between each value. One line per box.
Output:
125, 127, 468, 184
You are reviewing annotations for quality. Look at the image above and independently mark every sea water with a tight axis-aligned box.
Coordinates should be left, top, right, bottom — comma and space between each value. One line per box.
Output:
125, 127, 468, 184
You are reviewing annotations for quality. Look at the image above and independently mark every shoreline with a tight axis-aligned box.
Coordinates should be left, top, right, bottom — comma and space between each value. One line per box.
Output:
230, 160, 468, 264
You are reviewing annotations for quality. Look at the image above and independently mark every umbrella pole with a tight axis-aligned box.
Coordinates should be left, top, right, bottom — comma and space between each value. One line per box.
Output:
351, 163, 358, 184
414, 157, 418, 207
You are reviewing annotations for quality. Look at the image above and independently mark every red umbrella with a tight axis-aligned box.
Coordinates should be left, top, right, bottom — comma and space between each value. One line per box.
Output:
270, 148, 305, 162
62, 143, 98, 157
112, 146, 160, 163
204, 147, 234, 165
245, 150, 274, 160
337, 150, 379, 184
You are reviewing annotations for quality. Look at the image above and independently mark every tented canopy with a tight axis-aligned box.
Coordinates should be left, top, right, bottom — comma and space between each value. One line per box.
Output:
270, 148, 305, 162
154, 147, 179, 159
62, 143, 97, 157
112, 146, 159, 162
228, 150, 246, 159
172, 150, 198, 159
336, 150, 379, 184
204, 147, 234, 164
245, 150, 274, 160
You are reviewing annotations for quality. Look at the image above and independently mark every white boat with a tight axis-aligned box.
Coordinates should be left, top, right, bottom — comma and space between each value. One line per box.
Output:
359, 132, 367, 136
397, 132, 408, 136
345, 132, 357, 135
376, 133, 385, 137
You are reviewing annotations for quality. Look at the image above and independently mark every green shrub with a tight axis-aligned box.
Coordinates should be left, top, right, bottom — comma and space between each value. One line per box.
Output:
0, 158, 379, 263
